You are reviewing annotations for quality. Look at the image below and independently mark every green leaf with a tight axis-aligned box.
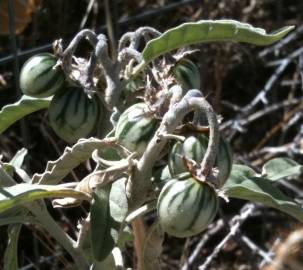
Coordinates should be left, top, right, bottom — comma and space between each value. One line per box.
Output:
91, 184, 114, 261
91, 178, 129, 262
110, 178, 130, 249
142, 20, 294, 63
9, 148, 28, 169
223, 164, 303, 222
0, 216, 31, 226
110, 178, 128, 223
0, 95, 51, 134
4, 224, 22, 270
0, 183, 89, 214
0, 207, 28, 224
0, 166, 16, 187
1, 163, 15, 177
262, 157, 303, 181
8, 148, 31, 183
32, 137, 114, 185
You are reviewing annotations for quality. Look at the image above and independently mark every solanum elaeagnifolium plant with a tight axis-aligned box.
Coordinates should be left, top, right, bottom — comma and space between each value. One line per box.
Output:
0, 20, 302, 270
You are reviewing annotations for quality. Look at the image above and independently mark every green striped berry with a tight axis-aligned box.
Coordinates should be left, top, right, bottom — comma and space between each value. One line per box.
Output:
48, 87, 100, 143
171, 59, 201, 91
115, 103, 158, 155
20, 53, 65, 98
169, 134, 233, 187
157, 177, 218, 238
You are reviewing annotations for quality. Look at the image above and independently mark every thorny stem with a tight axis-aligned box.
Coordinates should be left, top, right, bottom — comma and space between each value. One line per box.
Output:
75, 213, 90, 250
86, 30, 152, 109
61, 29, 98, 77
118, 47, 143, 70
62, 27, 160, 109
128, 89, 219, 210
90, 34, 122, 109
118, 27, 161, 51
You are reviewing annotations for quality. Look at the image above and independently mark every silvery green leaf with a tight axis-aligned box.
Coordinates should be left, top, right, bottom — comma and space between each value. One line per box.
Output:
91, 184, 114, 261
3, 224, 22, 270
0, 95, 50, 134
9, 148, 28, 169
142, 20, 294, 63
0, 183, 89, 214
262, 157, 303, 181
223, 164, 303, 222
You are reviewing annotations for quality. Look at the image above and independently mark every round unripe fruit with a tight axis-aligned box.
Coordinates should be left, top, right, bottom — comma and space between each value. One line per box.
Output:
169, 134, 233, 187
157, 177, 218, 238
48, 87, 100, 143
171, 59, 201, 91
20, 53, 65, 98
115, 103, 158, 155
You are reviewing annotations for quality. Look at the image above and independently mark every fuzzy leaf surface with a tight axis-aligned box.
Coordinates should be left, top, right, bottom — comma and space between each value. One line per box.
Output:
91, 185, 113, 262
142, 20, 294, 63
0, 95, 50, 134
262, 157, 303, 181
223, 164, 303, 222
3, 224, 22, 270
32, 137, 115, 185
0, 183, 89, 214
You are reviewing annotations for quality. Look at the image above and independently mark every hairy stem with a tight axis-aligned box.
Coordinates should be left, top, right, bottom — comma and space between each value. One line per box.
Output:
128, 89, 219, 210
29, 201, 89, 269
61, 29, 98, 76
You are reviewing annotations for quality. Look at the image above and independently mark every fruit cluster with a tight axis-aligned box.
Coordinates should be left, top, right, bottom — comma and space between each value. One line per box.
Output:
115, 99, 232, 238
21, 53, 232, 238
20, 53, 101, 143
114, 57, 233, 237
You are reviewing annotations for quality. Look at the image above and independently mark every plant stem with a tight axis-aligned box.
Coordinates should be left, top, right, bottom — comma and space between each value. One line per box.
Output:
132, 218, 146, 270
128, 89, 219, 210
29, 201, 89, 270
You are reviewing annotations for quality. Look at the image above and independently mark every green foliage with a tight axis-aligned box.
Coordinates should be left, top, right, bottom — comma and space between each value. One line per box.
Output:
4, 224, 21, 270
0, 95, 50, 134
0, 184, 89, 214
33, 137, 112, 185
91, 184, 113, 261
262, 157, 303, 181
91, 178, 129, 262
0, 18, 300, 269
223, 162, 303, 222
142, 20, 294, 63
